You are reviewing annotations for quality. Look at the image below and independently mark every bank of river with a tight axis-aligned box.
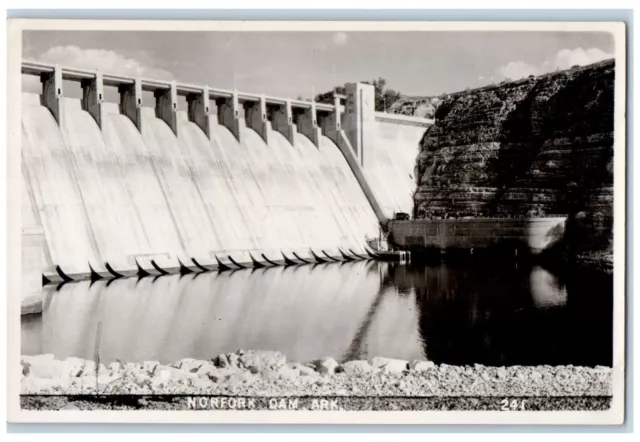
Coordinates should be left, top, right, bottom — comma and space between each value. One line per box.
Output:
21, 350, 612, 404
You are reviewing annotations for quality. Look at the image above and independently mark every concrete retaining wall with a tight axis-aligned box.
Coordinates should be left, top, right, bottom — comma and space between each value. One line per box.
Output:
342, 83, 434, 220
389, 217, 567, 253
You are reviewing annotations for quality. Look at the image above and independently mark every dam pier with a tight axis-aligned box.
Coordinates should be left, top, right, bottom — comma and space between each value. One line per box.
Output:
21, 61, 432, 299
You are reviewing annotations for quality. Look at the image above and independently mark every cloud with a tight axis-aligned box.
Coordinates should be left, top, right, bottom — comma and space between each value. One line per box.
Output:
554, 47, 613, 70
32, 45, 175, 80
496, 47, 614, 81
498, 60, 539, 80
332, 32, 348, 46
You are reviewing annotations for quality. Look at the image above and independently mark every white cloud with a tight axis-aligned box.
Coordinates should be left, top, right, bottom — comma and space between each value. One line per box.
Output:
498, 60, 539, 80
32, 45, 175, 80
554, 47, 613, 70
496, 47, 614, 81
332, 32, 348, 46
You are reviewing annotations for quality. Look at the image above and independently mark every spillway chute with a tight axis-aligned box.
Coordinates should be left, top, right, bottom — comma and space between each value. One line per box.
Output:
322, 251, 341, 262
310, 250, 329, 264
349, 249, 369, 260
292, 251, 313, 264
191, 258, 214, 273
339, 249, 356, 262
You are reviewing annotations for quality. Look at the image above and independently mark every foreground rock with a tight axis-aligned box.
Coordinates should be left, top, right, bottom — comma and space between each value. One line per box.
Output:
20, 351, 612, 397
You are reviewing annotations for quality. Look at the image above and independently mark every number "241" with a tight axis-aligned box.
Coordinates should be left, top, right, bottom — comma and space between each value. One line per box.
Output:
500, 399, 527, 411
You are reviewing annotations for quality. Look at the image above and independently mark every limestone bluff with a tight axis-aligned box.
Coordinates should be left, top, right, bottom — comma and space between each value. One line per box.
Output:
409, 59, 615, 264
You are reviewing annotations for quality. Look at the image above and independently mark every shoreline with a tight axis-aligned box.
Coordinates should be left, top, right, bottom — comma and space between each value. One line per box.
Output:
21, 350, 613, 399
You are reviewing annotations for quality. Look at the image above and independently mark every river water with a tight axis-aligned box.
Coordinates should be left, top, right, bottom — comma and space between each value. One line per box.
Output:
21, 260, 613, 367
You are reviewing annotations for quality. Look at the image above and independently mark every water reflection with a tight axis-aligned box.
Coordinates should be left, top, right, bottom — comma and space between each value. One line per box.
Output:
21, 259, 612, 367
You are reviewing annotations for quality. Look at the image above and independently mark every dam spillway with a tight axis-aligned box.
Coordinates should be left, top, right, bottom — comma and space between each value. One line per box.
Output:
20, 61, 433, 298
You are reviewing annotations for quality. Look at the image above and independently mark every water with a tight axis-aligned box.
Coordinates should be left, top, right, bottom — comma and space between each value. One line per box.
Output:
21, 260, 613, 367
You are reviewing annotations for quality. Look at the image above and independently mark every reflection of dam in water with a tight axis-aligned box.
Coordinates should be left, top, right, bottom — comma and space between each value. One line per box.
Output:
21, 260, 613, 367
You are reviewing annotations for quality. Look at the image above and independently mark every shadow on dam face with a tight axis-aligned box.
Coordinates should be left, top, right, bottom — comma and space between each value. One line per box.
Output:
21, 259, 613, 367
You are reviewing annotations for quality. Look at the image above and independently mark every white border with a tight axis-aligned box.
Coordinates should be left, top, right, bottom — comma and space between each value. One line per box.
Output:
5, 19, 627, 425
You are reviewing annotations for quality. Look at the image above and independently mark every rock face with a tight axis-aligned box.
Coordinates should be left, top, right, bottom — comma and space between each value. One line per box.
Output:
413, 60, 615, 261
389, 96, 443, 119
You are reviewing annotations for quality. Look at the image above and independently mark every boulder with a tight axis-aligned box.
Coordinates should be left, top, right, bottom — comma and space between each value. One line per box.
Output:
205, 368, 235, 383
81, 361, 97, 377
123, 362, 142, 375
191, 376, 214, 391
157, 367, 193, 384
21, 354, 63, 379
341, 360, 372, 375
220, 371, 257, 388
298, 365, 319, 377
196, 361, 218, 377
236, 350, 286, 373
213, 353, 230, 368
173, 358, 203, 373
143, 361, 159, 375
62, 357, 86, 377
410, 360, 435, 372
227, 353, 240, 368
313, 357, 339, 375
371, 357, 409, 374
276, 365, 300, 381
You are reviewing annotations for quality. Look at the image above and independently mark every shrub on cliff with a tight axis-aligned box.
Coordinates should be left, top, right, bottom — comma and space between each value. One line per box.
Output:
314, 77, 403, 112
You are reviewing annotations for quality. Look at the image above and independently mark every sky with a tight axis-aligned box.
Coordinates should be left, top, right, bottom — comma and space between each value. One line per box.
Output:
22, 30, 615, 99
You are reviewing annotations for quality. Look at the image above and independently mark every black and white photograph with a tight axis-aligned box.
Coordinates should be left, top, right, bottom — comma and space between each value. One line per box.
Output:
6, 19, 626, 425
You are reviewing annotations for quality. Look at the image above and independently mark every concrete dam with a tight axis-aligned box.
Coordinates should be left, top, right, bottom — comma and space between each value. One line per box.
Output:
21, 61, 432, 300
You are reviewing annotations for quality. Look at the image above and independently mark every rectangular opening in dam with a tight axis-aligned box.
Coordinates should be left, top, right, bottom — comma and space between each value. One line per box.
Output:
62, 79, 82, 99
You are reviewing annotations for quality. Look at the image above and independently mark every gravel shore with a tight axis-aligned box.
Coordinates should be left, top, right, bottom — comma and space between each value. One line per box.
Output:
21, 350, 612, 398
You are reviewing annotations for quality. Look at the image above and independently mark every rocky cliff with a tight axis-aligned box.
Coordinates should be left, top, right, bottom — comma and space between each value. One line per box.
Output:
413, 60, 615, 262
389, 96, 443, 119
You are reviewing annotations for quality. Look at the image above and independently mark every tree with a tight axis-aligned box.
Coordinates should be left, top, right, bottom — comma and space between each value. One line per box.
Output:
314, 77, 402, 112
314, 85, 346, 104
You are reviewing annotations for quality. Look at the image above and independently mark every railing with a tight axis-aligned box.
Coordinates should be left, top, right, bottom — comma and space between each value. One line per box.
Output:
374, 111, 434, 127
22, 60, 336, 112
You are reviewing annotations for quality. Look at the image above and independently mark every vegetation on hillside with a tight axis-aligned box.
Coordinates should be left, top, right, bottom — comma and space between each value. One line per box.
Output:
314, 77, 403, 112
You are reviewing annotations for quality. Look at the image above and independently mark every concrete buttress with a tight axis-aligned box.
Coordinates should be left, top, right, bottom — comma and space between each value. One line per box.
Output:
246, 95, 269, 143
321, 94, 343, 143
41, 64, 63, 127
155, 81, 178, 136
273, 99, 295, 145
81, 71, 105, 129
187, 86, 212, 139
119, 79, 143, 132
297, 102, 321, 147
219, 90, 241, 142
